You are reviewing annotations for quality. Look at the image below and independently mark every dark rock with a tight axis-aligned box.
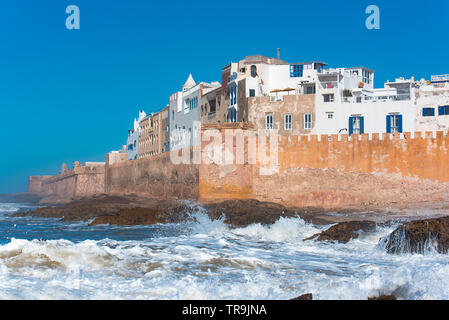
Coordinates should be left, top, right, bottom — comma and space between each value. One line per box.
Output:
368, 294, 396, 300
88, 207, 187, 226
11, 195, 376, 228
290, 293, 313, 300
203, 200, 300, 227
303, 221, 376, 243
384, 216, 449, 254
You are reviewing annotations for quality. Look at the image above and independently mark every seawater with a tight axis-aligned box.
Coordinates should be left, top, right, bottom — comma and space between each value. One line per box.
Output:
0, 202, 448, 300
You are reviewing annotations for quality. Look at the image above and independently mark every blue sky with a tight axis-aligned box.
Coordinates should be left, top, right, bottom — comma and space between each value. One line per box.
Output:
0, 0, 448, 193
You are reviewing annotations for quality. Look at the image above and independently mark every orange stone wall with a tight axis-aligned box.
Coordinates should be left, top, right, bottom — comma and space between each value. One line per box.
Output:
199, 124, 449, 208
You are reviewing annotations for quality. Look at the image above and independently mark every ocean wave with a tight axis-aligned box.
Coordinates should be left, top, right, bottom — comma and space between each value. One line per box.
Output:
1, 204, 449, 299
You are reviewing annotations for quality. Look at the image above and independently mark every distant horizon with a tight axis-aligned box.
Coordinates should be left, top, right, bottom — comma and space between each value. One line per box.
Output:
1, 0, 448, 193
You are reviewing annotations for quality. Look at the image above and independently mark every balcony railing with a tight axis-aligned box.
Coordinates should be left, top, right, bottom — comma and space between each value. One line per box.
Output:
341, 94, 411, 103
318, 81, 339, 90
431, 74, 449, 82
269, 96, 284, 102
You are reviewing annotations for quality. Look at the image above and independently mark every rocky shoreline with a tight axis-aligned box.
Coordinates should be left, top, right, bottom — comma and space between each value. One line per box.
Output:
11, 194, 355, 227
8, 194, 449, 256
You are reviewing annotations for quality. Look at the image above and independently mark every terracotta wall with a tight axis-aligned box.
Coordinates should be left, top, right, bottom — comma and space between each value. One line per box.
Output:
28, 176, 52, 193
105, 151, 198, 199
199, 124, 449, 208
248, 94, 315, 135
31, 165, 105, 199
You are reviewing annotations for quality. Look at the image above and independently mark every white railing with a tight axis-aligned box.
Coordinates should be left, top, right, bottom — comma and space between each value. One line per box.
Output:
318, 81, 339, 90
269, 95, 284, 102
431, 74, 449, 82
341, 94, 411, 103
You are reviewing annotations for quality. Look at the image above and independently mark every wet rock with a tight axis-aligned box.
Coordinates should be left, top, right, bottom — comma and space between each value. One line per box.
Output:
368, 294, 396, 300
384, 216, 449, 254
11, 195, 180, 222
203, 200, 300, 227
290, 293, 313, 300
12, 195, 378, 228
303, 221, 376, 243
89, 207, 186, 226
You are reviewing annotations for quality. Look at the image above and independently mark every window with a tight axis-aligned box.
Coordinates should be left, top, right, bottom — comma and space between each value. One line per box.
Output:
249, 89, 255, 97
386, 114, 403, 133
304, 113, 312, 129
230, 86, 237, 105
290, 64, 303, 78
172, 111, 175, 120
209, 99, 216, 113
266, 114, 273, 130
323, 94, 334, 102
228, 109, 237, 123
304, 85, 316, 94
423, 108, 435, 117
349, 116, 364, 135
284, 114, 292, 130
303, 63, 313, 71
362, 70, 371, 84
327, 112, 334, 119
250, 65, 257, 78
438, 105, 449, 115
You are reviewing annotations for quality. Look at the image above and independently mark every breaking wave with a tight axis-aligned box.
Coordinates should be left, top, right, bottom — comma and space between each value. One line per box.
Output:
1, 202, 449, 299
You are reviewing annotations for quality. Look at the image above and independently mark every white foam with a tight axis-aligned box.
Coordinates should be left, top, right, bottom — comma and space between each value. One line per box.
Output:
0, 206, 449, 300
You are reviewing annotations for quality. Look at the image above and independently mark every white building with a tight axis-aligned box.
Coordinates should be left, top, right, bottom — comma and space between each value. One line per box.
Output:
170, 74, 220, 149
126, 110, 146, 160
314, 73, 449, 136
226, 54, 301, 122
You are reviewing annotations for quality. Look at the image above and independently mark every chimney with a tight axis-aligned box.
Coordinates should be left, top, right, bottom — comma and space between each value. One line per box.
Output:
277, 48, 280, 60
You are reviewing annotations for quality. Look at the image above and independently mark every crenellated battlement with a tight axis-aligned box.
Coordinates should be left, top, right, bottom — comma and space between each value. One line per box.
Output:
29, 162, 105, 198
199, 124, 449, 206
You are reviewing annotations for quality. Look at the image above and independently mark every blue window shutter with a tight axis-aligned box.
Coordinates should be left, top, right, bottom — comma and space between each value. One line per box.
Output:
386, 115, 391, 133
348, 117, 353, 135
398, 115, 403, 133
439, 106, 444, 115
360, 117, 365, 134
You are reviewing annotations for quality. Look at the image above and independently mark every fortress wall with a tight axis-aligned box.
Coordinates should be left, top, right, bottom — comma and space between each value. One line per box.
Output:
32, 165, 105, 199
200, 125, 449, 208
27, 176, 53, 194
104, 150, 199, 200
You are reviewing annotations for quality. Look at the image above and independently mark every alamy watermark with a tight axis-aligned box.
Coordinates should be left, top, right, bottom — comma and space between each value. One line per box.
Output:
66, 5, 80, 30
169, 122, 279, 175
365, 5, 380, 30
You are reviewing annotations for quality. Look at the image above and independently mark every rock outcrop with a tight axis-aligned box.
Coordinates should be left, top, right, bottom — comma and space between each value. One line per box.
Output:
384, 216, 449, 254
290, 293, 313, 300
368, 294, 396, 300
303, 221, 377, 243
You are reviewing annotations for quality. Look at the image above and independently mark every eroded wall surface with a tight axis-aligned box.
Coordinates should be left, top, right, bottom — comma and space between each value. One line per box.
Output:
105, 151, 199, 199
30, 165, 105, 199
200, 124, 449, 208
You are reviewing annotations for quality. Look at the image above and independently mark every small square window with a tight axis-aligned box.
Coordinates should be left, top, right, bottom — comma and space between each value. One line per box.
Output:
323, 94, 334, 102
438, 106, 449, 116
423, 108, 435, 117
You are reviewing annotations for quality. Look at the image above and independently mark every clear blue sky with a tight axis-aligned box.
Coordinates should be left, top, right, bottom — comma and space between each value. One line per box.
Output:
1, 0, 448, 193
